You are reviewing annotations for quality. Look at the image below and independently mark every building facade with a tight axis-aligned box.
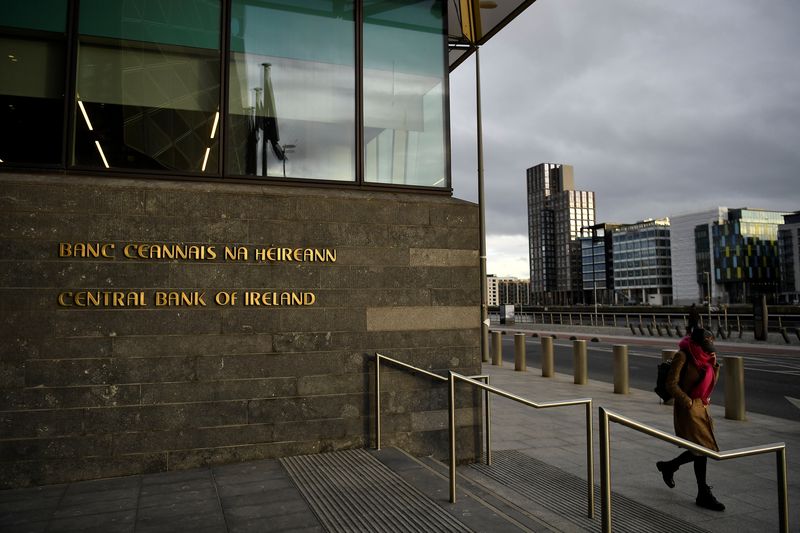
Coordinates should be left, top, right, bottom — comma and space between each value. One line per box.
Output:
778, 212, 800, 304
486, 275, 530, 306
580, 223, 619, 305
526, 163, 595, 305
0, 0, 506, 489
709, 209, 789, 304
612, 218, 672, 305
668, 208, 729, 305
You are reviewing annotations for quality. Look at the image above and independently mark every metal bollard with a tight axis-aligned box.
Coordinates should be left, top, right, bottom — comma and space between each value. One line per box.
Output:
573, 339, 587, 385
661, 349, 675, 363
541, 336, 554, 377
514, 333, 526, 371
724, 356, 746, 421
491, 331, 502, 366
613, 345, 629, 394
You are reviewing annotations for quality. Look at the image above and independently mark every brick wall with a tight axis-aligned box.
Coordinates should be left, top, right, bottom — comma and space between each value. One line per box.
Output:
0, 173, 482, 488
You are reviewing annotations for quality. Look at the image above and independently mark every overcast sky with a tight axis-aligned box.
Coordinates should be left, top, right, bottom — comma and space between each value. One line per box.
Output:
449, 0, 800, 278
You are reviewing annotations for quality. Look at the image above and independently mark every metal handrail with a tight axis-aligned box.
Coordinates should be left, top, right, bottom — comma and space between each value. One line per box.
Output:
373, 353, 490, 459
599, 407, 789, 533
448, 372, 595, 519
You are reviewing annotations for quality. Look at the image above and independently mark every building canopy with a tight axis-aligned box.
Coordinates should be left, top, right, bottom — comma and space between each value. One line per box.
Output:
447, 0, 537, 70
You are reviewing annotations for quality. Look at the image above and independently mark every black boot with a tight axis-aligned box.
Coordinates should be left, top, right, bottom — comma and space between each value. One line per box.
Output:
656, 461, 676, 488
696, 485, 725, 511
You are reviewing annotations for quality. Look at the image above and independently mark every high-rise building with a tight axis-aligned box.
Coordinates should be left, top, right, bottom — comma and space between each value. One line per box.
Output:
778, 212, 800, 304
526, 163, 595, 305
612, 218, 672, 305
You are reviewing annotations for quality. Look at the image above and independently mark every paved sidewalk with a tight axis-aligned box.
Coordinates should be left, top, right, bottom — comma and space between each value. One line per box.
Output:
1, 360, 796, 532
480, 362, 799, 532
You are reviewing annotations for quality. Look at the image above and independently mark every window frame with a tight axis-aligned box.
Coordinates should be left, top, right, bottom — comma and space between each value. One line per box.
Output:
0, 0, 452, 193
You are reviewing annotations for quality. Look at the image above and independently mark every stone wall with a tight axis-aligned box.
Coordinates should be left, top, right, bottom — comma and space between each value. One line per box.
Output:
0, 173, 482, 488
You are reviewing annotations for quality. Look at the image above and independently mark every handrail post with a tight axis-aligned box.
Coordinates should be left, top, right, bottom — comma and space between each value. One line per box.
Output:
448, 371, 457, 503
484, 376, 492, 466
777, 447, 789, 533
599, 407, 611, 533
375, 355, 381, 450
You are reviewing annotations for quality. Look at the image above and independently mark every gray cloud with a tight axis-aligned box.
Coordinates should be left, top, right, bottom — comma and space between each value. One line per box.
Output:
450, 0, 800, 275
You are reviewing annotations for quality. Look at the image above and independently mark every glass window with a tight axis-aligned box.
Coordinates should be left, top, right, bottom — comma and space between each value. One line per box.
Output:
363, 0, 446, 187
74, 0, 221, 173
227, 1, 354, 180
0, 0, 68, 166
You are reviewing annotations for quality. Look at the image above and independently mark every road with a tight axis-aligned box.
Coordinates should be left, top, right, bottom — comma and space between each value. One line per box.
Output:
497, 335, 800, 422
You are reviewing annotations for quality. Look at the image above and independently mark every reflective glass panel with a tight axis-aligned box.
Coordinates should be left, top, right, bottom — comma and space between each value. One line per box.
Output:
227, 1, 355, 180
363, 1, 447, 187
74, 0, 221, 173
0, 0, 68, 166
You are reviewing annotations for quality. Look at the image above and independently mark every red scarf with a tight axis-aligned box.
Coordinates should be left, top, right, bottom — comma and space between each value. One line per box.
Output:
678, 336, 715, 404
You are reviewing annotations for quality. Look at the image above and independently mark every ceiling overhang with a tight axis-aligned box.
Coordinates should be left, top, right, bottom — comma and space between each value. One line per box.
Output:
447, 0, 538, 71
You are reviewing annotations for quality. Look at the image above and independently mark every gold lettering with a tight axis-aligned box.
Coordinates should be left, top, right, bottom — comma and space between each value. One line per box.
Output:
57, 292, 72, 306
113, 293, 125, 306
124, 244, 137, 258
291, 293, 302, 305
304, 292, 316, 305
255, 248, 266, 262
325, 249, 336, 262
267, 248, 277, 261
207, 246, 217, 259
73, 292, 86, 306
293, 248, 302, 261
155, 292, 167, 306
304, 249, 315, 261
282, 248, 292, 261
59, 243, 72, 257
101, 243, 115, 258
280, 292, 291, 305
86, 292, 101, 306
225, 246, 236, 260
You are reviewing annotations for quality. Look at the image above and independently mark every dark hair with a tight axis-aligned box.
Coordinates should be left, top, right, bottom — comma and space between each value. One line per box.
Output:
690, 327, 713, 344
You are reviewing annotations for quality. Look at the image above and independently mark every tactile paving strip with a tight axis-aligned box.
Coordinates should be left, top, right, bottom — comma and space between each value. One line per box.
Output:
282, 449, 472, 533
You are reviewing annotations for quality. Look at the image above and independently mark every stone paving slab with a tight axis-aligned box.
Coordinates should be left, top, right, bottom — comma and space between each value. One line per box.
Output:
480, 362, 799, 532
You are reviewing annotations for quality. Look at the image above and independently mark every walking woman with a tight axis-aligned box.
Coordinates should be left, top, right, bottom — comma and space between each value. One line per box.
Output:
656, 328, 725, 511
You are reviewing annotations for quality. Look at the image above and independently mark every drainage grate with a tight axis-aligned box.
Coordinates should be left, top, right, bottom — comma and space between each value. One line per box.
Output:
470, 450, 710, 533
281, 449, 472, 533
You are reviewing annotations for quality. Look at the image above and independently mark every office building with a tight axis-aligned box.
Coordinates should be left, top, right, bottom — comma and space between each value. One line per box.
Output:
708, 209, 789, 303
669, 208, 729, 305
778, 212, 800, 304
612, 218, 672, 305
580, 223, 620, 305
526, 163, 595, 305
0, 0, 537, 489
